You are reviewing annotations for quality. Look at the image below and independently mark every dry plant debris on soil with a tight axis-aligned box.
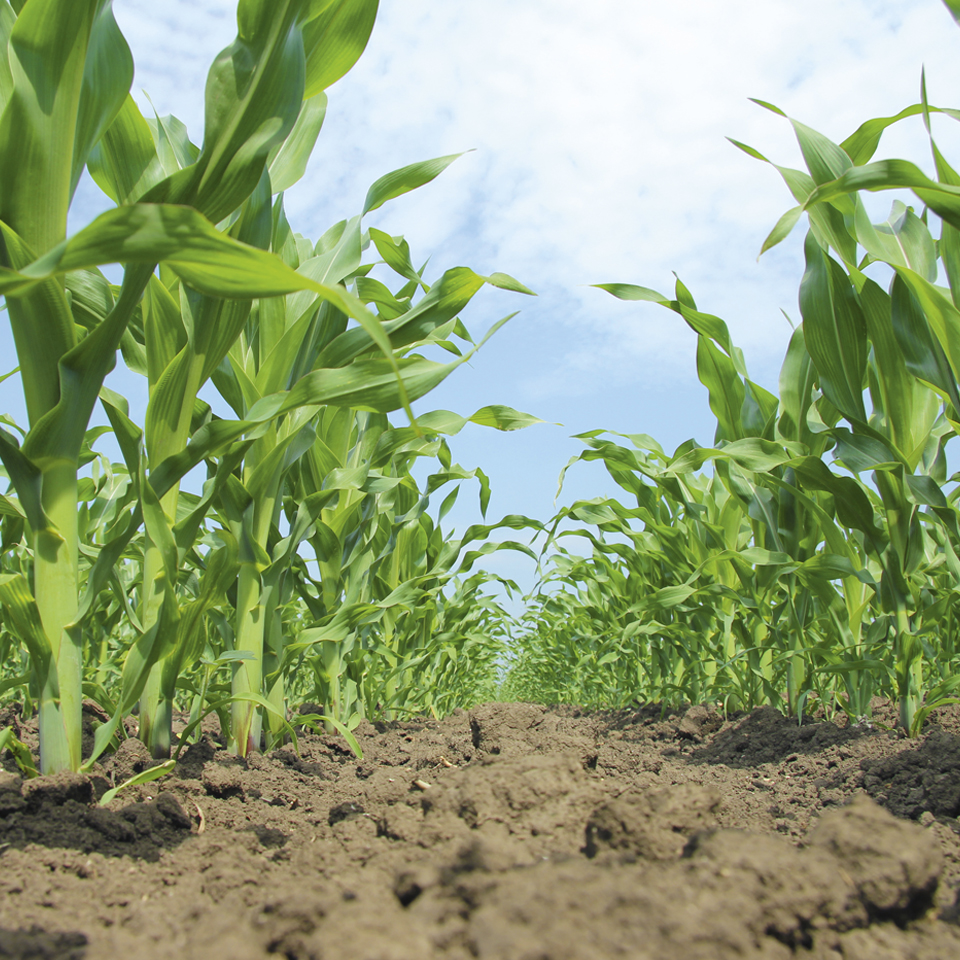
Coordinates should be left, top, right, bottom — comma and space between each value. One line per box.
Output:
2, 700, 960, 959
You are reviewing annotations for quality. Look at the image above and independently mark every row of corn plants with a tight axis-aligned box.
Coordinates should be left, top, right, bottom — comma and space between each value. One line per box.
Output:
503, 0, 960, 732
0, 0, 540, 775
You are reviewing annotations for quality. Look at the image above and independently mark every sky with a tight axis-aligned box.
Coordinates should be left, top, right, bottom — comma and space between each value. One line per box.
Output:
6, 0, 960, 596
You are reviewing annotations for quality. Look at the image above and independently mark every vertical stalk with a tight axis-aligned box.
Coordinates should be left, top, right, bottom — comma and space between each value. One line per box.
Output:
261, 574, 286, 751
894, 600, 919, 733
35, 460, 80, 772
230, 561, 264, 755
137, 533, 168, 753
139, 353, 203, 757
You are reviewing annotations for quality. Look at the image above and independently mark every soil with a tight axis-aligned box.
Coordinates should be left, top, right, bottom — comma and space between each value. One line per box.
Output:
3, 700, 960, 959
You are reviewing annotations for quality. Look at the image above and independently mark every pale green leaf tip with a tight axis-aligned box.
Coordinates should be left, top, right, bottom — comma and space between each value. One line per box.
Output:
749, 98, 787, 118
485, 272, 536, 296
727, 137, 769, 163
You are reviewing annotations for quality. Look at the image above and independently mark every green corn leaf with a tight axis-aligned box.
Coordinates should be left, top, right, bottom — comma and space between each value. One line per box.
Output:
791, 118, 852, 187
0, 573, 52, 670
188, 0, 305, 216
356, 275, 410, 320
759, 205, 803, 257
889, 272, 960, 413
833, 431, 900, 473
268, 91, 327, 193
415, 406, 545, 434
778, 326, 817, 442
840, 104, 928, 166
798, 232, 867, 423
317, 266, 489, 369
143, 275, 187, 387
116, 582, 180, 719
70, 2, 134, 202
860, 278, 939, 470
892, 267, 960, 385
668, 438, 795, 475
791, 456, 886, 554
255, 353, 477, 419
140, 0, 308, 223
167, 537, 239, 681
3, 204, 366, 305
804, 159, 960, 231
941, 0, 960, 26
0, 3, 15, 118
99, 386, 143, 480
0, 726, 37, 778
0, 0, 101, 253
737, 547, 792, 566
854, 200, 937, 280
676, 304, 743, 366
481, 272, 536, 296
940, 217, 960, 309
749, 98, 787, 117
593, 282, 668, 303
87, 94, 166, 205
172, 444, 251, 552
697, 335, 744, 442
0, 205, 410, 418
650, 584, 697, 609
245, 423, 317, 507
148, 334, 508, 501
66, 267, 115, 332
73, 501, 142, 626
282, 216, 362, 343
303, 0, 379, 97
363, 152, 466, 216
98, 759, 176, 807
368, 228, 425, 286
292, 712, 363, 758
146, 109, 199, 176
437, 485, 460, 524
0, 220, 77, 428
741, 379, 778, 439
0, 426, 47, 531
796, 554, 869, 582
904, 473, 949, 508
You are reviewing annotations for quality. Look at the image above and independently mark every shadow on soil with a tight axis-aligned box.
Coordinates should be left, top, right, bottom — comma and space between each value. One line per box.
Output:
0, 767, 193, 861
0, 925, 87, 960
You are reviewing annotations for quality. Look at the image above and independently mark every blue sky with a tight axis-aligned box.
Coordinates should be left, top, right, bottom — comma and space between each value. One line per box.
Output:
6, 0, 960, 595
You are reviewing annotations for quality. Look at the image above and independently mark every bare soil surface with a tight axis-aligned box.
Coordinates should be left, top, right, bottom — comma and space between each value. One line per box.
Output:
3, 699, 960, 958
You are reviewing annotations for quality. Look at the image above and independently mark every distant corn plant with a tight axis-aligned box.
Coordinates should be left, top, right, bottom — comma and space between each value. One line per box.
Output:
0, 0, 539, 773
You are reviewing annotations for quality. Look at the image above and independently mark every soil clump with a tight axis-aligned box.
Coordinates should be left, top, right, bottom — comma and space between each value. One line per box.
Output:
3, 699, 960, 958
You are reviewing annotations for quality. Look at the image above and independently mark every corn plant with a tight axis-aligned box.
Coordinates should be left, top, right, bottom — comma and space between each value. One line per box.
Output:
0, 0, 542, 772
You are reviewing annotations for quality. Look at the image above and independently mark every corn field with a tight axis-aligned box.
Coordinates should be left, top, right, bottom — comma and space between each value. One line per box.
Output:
4, 0, 960, 781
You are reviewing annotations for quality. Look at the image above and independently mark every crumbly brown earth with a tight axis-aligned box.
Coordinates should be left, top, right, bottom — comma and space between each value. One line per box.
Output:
2, 699, 960, 959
